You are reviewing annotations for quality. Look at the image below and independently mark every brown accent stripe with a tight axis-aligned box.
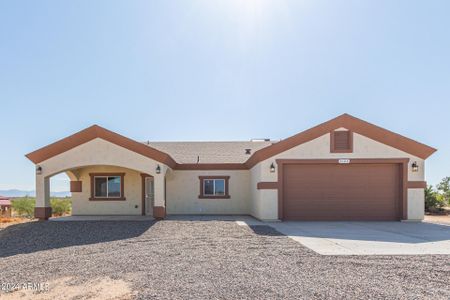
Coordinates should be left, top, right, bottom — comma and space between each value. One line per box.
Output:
35, 207, 52, 220
257, 182, 278, 190
70, 181, 82, 192
153, 206, 166, 220
407, 181, 427, 189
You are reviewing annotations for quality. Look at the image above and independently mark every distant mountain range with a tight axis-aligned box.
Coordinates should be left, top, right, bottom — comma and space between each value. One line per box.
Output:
0, 189, 71, 198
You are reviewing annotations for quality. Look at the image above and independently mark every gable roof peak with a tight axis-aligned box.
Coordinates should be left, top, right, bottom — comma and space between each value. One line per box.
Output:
244, 114, 436, 168
26, 124, 177, 167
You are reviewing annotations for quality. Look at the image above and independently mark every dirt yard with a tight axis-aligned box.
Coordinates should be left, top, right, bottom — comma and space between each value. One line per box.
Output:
0, 217, 32, 229
0, 220, 449, 299
425, 214, 450, 225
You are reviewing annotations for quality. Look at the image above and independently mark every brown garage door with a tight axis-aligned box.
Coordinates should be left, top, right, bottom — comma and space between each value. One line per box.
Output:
282, 163, 401, 221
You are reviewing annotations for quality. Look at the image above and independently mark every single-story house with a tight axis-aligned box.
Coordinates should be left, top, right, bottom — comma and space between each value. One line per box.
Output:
0, 196, 12, 217
26, 114, 436, 221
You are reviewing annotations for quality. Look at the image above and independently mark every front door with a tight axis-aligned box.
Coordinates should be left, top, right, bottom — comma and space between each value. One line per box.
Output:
145, 177, 155, 216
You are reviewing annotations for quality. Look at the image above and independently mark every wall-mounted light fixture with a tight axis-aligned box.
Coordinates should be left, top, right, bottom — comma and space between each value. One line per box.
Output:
270, 163, 276, 173
411, 161, 419, 172
156, 165, 161, 174
36, 165, 42, 175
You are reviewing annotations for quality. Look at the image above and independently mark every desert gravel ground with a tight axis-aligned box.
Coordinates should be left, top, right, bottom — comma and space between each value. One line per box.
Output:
0, 220, 449, 299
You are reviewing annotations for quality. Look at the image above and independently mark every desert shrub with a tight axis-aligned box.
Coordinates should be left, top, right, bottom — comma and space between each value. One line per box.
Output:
11, 196, 35, 218
425, 186, 446, 212
437, 177, 450, 205
50, 198, 72, 216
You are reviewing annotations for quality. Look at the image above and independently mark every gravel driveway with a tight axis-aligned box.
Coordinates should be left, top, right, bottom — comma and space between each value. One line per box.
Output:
0, 220, 449, 299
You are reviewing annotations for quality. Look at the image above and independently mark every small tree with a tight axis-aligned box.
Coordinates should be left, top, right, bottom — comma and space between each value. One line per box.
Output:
437, 177, 450, 205
425, 185, 446, 212
50, 197, 72, 216
11, 196, 35, 218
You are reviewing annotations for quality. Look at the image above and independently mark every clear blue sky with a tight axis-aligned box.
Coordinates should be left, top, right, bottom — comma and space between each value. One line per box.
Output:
1, 0, 449, 192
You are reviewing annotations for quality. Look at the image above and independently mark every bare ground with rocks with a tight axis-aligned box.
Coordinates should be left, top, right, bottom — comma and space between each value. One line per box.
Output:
0, 220, 449, 299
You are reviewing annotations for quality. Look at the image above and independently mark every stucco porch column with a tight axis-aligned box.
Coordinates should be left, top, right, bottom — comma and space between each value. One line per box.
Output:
35, 175, 52, 220
153, 173, 166, 219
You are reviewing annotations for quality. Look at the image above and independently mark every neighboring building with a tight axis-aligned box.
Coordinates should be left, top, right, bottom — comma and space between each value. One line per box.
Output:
26, 114, 436, 221
0, 196, 12, 217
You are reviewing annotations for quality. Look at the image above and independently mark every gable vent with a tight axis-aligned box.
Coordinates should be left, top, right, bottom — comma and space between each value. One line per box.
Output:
331, 131, 352, 153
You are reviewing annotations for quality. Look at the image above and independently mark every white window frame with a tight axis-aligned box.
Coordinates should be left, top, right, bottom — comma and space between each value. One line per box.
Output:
203, 179, 226, 196
94, 176, 122, 198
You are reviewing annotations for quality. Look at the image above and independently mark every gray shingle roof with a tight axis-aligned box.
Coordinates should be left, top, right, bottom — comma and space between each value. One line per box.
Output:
145, 141, 274, 164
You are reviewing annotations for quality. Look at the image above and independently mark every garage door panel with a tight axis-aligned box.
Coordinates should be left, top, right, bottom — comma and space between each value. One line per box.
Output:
283, 163, 401, 221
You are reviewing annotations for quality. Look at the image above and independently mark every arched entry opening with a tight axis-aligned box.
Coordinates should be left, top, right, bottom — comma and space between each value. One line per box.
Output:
35, 164, 167, 220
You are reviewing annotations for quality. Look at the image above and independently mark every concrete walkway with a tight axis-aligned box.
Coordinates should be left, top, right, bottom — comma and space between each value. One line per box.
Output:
266, 221, 450, 255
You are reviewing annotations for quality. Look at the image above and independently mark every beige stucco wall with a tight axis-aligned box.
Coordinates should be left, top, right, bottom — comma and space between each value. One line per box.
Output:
250, 131, 426, 221
166, 170, 251, 215
407, 189, 426, 221
70, 166, 142, 215
35, 134, 428, 220
35, 138, 168, 209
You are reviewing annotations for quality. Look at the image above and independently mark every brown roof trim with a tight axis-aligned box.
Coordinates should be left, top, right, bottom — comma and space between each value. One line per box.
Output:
25, 125, 178, 168
245, 114, 436, 168
175, 163, 247, 170
26, 114, 436, 170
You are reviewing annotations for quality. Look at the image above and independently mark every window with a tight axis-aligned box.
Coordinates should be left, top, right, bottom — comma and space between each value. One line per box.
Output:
331, 130, 353, 153
89, 173, 125, 200
199, 176, 230, 199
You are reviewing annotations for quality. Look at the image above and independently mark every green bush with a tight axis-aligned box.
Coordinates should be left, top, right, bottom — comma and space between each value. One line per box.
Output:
11, 196, 35, 218
50, 198, 72, 216
437, 177, 450, 205
425, 186, 447, 212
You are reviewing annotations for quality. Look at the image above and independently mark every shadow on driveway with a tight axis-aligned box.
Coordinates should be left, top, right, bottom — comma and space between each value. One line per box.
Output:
0, 221, 154, 258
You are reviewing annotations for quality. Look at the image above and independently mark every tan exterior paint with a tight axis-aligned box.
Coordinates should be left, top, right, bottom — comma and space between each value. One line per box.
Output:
250, 131, 426, 221
245, 114, 436, 168
28, 116, 433, 221
166, 170, 250, 215
35, 138, 168, 214
71, 166, 142, 215
407, 189, 426, 221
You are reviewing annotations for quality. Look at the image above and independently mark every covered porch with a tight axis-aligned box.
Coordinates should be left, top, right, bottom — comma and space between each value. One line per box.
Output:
26, 125, 177, 221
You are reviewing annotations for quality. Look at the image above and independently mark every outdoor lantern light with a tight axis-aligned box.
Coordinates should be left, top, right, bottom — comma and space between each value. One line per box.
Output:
156, 165, 161, 174
270, 163, 276, 173
412, 161, 419, 172
36, 165, 42, 175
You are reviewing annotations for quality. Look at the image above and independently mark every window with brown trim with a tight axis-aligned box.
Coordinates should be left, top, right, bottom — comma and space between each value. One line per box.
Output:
89, 173, 126, 201
330, 130, 353, 153
199, 176, 230, 199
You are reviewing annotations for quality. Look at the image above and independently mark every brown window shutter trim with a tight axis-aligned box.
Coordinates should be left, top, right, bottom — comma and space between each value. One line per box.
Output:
89, 172, 126, 201
198, 176, 230, 199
